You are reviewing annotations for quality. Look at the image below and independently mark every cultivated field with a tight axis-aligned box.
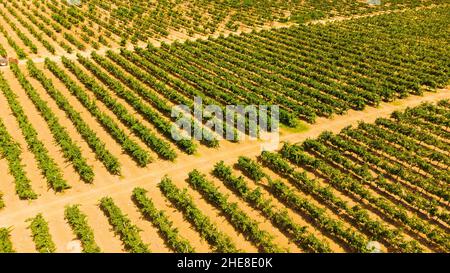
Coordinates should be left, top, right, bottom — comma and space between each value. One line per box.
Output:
0, 0, 449, 253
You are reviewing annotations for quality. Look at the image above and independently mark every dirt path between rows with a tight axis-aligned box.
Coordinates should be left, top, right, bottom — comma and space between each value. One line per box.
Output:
305, 3, 448, 25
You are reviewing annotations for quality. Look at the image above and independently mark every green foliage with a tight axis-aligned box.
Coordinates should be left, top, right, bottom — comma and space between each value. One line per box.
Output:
90, 51, 200, 155
0, 116, 37, 199
214, 161, 332, 253
279, 137, 449, 251
236, 156, 265, 182
188, 169, 283, 253
77, 54, 178, 160
0, 71, 69, 192
0, 24, 26, 59
0, 228, 14, 253
45, 58, 150, 167
259, 150, 423, 253
64, 205, 101, 253
0, 9, 38, 54
0, 193, 4, 209
27, 214, 56, 253
11, 62, 94, 183
27, 60, 121, 175
3, 4, 55, 54
132, 187, 195, 253
61, 57, 153, 166
99, 197, 149, 253
159, 176, 238, 253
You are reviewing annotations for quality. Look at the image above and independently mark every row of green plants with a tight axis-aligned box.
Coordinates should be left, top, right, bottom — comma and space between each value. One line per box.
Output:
255, 28, 416, 101
248, 31, 389, 104
63, 33, 85, 51
343, 126, 450, 207
211, 35, 351, 115
214, 33, 352, 113
0, 116, 37, 199
158, 176, 238, 253
235, 157, 374, 253
0, 8, 37, 54
31, 0, 110, 51
64, 205, 101, 253
187, 169, 283, 253
259, 151, 423, 252
90, 52, 217, 152
27, 2, 73, 54
0, 194, 4, 209
117, 48, 239, 141
235, 32, 397, 104
105, 50, 229, 145
312, 15, 447, 86
30, 2, 62, 33
11, 0, 57, 41
354, 122, 449, 186
362, 121, 449, 184
0, 24, 26, 59
76, 54, 183, 159
279, 143, 449, 251
1, 2, 55, 54
44, 58, 150, 167
48, 0, 99, 49
45, 0, 76, 30
135, 45, 286, 128
184, 36, 352, 116
213, 160, 333, 253
391, 105, 450, 150
0, 228, 14, 253
25, 1, 75, 54
62, 56, 174, 161
0, 42, 6, 57
192, 38, 334, 119
27, 60, 120, 175
320, 129, 447, 209
92, 51, 217, 147
149, 44, 296, 127
0, 71, 69, 191
254, 28, 387, 103
78, 0, 441, 44
151, 6, 449, 125
132, 187, 195, 253
11, 62, 94, 183
168, 41, 318, 123
46, 0, 83, 27
375, 118, 450, 169
301, 136, 449, 224
99, 197, 149, 253
27, 213, 56, 253
104, 50, 193, 111
15, 0, 450, 50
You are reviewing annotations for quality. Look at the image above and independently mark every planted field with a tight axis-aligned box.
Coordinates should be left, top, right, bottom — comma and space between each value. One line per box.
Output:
0, 1, 448, 253
1, 101, 449, 253
0, 0, 449, 58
